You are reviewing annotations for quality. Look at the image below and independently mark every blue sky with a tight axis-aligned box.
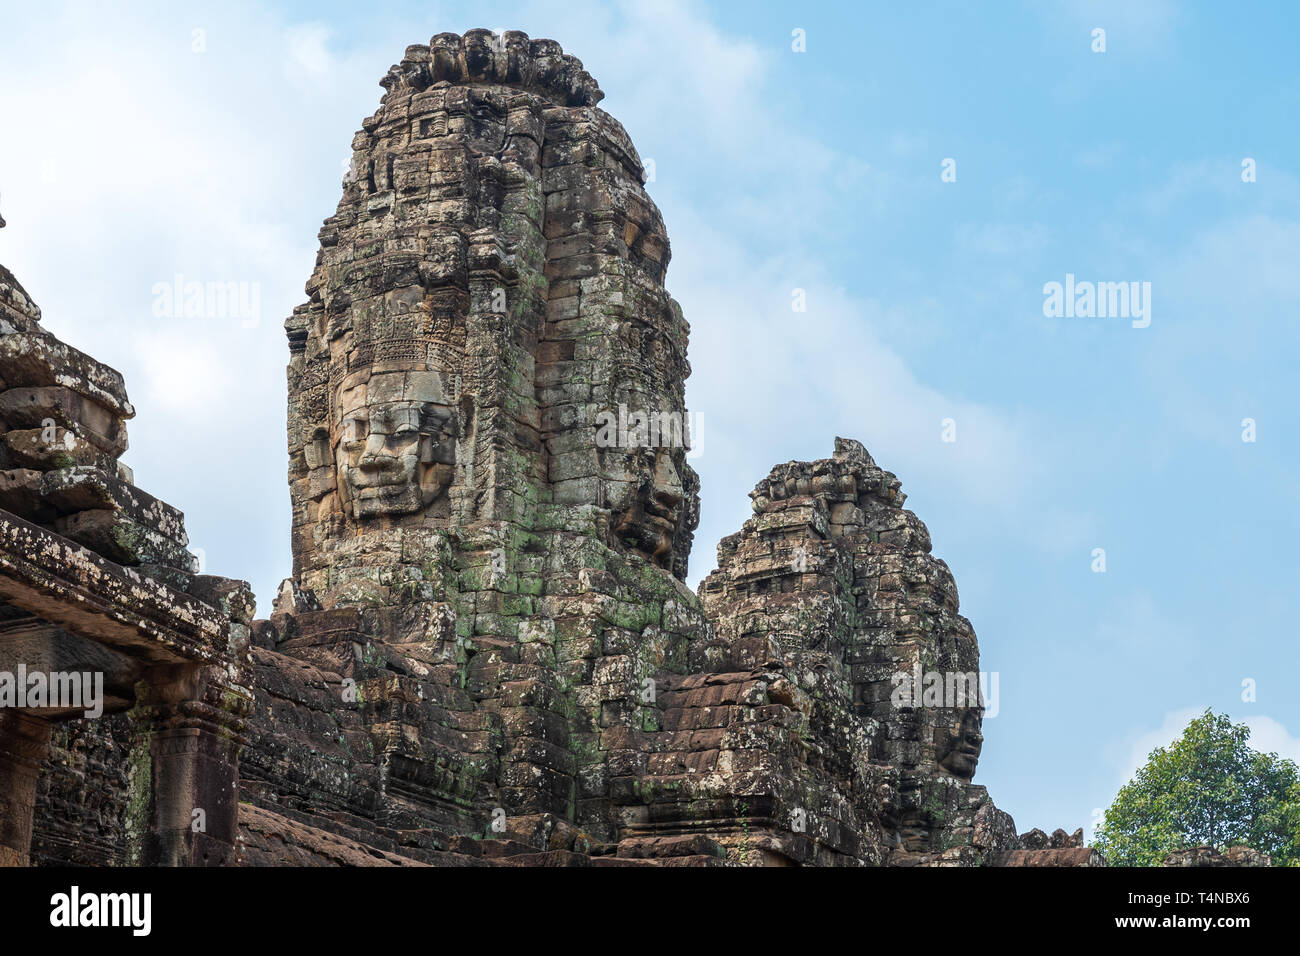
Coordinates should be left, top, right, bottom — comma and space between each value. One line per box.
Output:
2, 0, 1297, 838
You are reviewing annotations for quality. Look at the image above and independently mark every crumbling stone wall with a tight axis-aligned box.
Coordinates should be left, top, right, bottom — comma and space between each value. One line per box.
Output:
0, 244, 254, 867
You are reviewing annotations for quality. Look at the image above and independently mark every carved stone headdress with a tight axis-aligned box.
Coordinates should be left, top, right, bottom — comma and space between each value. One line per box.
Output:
325, 284, 469, 412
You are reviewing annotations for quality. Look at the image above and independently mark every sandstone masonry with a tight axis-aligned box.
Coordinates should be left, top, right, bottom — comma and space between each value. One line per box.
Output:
3, 31, 1133, 867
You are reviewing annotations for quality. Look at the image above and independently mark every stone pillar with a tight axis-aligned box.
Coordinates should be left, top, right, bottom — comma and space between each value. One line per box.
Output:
127, 665, 250, 866
0, 711, 52, 867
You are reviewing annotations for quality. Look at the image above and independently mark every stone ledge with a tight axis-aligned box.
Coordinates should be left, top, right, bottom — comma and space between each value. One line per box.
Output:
0, 508, 231, 665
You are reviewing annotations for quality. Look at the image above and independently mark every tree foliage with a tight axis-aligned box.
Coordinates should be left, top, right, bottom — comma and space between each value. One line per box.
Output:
1093, 709, 1300, 866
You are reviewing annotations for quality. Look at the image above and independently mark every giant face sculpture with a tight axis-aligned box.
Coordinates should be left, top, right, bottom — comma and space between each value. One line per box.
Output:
608, 447, 688, 570
333, 368, 457, 520
588, 297, 700, 579
936, 708, 983, 781
288, 30, 705, 585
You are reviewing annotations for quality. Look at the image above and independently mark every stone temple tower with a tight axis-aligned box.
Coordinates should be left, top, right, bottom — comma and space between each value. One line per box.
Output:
284, 29, 698, 607
240, 30, 1028, 865
252, 29, 713, 851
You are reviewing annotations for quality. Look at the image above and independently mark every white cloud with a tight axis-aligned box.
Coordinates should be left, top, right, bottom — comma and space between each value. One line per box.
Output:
1241, 715, 1300, 765
134, 336, 227, 411
285, 23, 336, 82
674, 217, 1071, 585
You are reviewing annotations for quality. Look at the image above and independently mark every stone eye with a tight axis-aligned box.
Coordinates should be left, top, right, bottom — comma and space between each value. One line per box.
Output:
344, 418, 367, 442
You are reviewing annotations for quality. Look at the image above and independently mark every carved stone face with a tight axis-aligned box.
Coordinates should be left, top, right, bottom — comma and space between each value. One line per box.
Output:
333, 369, 456, 520
609, 448, 687, 570
461, 88, 509, 154
411, 85, 510, 154
591, 320, 699, 576
936, 709, 983, 780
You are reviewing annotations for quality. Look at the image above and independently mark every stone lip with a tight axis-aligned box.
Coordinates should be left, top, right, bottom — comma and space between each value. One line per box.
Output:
380, 29, 604, 107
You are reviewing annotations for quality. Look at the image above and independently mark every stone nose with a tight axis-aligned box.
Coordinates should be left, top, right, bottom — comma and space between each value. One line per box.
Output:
652, 453, 683, 505
358, 435, 401, 471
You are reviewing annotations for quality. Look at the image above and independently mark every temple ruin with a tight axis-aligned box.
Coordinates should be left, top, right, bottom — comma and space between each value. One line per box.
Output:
0, 253, 253, 866
1, 30, 1107, 867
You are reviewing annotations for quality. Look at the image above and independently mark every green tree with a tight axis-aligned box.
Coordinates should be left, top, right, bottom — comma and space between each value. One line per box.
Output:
1093, 709, 1300, 866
